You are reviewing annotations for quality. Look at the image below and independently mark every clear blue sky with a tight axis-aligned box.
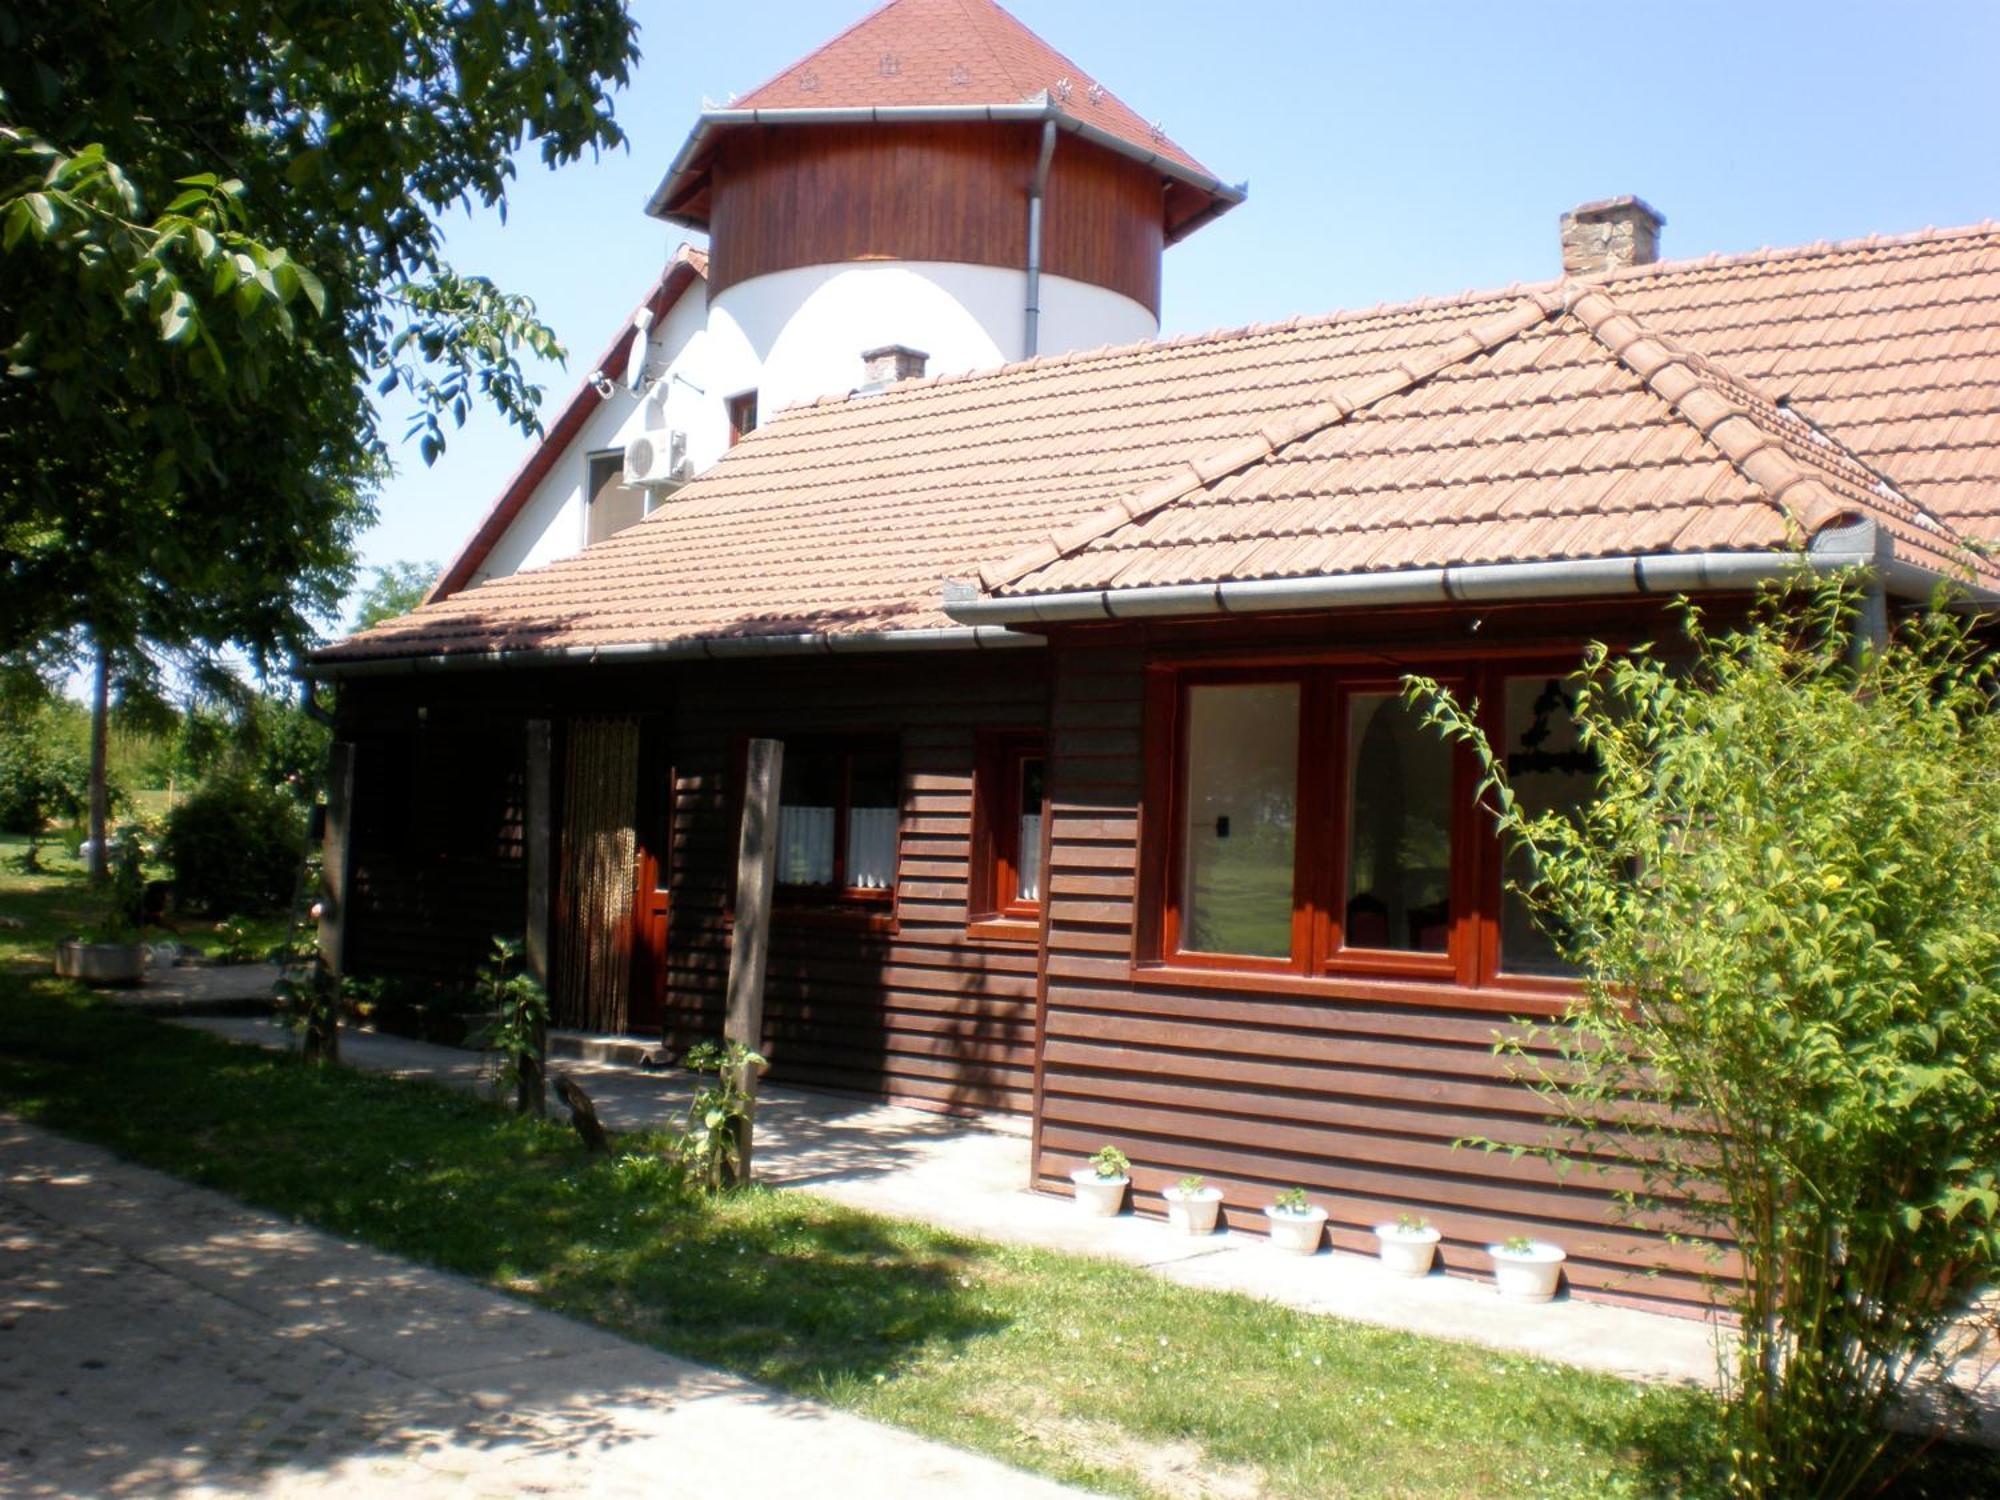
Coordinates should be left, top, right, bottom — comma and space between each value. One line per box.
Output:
361, 0, 2000, 604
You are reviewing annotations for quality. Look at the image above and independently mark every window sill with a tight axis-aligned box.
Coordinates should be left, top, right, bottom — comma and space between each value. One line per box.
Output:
723, 905, 899, 937
1125, 960, 1578, 1017
966, 916, 1040, 944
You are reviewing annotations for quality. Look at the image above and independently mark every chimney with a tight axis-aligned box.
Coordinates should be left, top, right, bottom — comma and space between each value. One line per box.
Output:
1560, 196, 1665, 275
860, 343, 929, 387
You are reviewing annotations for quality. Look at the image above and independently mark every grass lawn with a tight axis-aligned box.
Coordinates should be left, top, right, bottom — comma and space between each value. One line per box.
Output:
1, 849, 1990, 1498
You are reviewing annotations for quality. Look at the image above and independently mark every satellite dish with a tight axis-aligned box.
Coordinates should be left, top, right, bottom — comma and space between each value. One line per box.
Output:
623, 309, 655, 391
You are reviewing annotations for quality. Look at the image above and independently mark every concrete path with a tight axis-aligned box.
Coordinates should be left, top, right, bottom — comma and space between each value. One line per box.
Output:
0, 1118, 1084, 1499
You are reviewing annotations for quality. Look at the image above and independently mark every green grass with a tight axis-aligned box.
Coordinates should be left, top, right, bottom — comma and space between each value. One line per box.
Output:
1, 848, 1991, 1498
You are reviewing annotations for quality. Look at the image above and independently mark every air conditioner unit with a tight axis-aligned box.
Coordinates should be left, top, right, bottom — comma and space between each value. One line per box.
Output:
624, 429, 691, 489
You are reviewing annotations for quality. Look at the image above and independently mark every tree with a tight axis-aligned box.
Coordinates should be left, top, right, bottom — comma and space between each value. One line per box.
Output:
354, 560, 441, 632
2, 0, 640, 861
1407, 575, 2000, 1498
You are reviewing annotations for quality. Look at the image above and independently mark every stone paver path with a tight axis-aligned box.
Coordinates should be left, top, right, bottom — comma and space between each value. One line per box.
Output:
0, 1119, 1083, 1498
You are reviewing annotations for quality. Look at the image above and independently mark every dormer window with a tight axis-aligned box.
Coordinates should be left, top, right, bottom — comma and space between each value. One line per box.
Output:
727, 391, 758, 447
585, 451, 646, 544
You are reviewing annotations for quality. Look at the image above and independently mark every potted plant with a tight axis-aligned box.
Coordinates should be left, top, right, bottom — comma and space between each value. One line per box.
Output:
53, 841, 147, 987
1374, 1212, 1442, 1278
1162, 1173, 1223, 1235
1264, 1186, 1327, 1254
1070, 1144, 1131, 1216
1487, 1235, 1567, 1302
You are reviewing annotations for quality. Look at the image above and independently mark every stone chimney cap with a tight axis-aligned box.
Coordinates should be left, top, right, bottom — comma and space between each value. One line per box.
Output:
1560, 196, 1666, 276
860, 344, 930, 386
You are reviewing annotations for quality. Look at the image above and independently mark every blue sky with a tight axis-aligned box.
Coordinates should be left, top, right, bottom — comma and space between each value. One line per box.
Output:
360, 0, 2000, 607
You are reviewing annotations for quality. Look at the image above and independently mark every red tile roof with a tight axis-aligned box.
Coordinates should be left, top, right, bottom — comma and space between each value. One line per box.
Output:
319, 222, 2000, 666
730, 0, 1212, 179
427, 246, 707, 604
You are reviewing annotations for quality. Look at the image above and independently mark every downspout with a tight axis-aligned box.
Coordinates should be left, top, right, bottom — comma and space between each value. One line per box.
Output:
1024, 116, 1058, 359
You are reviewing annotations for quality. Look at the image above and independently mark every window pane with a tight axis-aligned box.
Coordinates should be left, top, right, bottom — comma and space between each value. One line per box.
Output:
587, 454, 645, 543
1344, 694, 1452, 952
777, 745, 839, 886
1181, 683, 1298, 957
1015, 756, 1045, 903
846, 746, 899, 890
1499, 677, 1594, 976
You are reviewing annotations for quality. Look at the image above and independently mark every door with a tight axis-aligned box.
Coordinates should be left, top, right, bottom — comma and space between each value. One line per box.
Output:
627, 726, 673, 1035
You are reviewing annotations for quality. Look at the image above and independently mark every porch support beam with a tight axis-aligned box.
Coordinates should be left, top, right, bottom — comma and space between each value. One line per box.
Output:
724, 736, 783, 1183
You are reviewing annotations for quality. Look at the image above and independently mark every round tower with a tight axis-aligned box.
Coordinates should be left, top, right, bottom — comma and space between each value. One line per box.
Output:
646, 0, 1240, 418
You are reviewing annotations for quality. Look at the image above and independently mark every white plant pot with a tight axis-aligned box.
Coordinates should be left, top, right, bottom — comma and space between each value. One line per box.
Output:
1373, 1222, 1442, 1278
1070, 1169, 1129, 1217
1162, 1186, 1223, 1235
1488, 1241, 1567, 1302
1264, 1205, 1328, 1255
54, 939, 146, 987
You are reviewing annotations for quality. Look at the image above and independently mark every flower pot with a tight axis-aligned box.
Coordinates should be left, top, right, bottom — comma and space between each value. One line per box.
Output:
1070, 1169, 1129, 1217
1373, 1222, 1442, 1278
1163, 1185, 1223, 1235
1488, 1240, 1567, 1302
1264, 1204, 1328, 1255
54, 939, 146, 988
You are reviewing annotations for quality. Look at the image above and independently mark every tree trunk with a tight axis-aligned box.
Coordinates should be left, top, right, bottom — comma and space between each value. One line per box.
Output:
86, 642, 110, 886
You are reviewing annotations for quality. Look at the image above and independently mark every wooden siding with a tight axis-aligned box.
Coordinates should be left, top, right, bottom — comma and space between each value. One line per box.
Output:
708, 123, 1165, 313
661, 651, 1051, 1116
1033, 636, 1726, 1313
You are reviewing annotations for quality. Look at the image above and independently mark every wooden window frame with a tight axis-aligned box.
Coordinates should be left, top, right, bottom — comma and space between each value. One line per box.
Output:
969, 729, 1046, 938
732, 732, 901, 912
725, 391, 758, 447
1137, 651, 1590, 1004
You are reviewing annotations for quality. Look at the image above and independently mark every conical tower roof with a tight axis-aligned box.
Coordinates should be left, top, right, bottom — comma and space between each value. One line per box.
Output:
648, 0, 1240, 242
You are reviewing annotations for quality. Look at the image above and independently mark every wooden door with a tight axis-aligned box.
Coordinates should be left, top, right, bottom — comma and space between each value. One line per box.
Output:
627, 730, 673, 1036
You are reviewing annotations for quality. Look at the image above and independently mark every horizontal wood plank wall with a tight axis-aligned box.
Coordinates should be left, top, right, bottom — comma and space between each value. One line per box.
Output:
1035, 641, 1723, 1313
663, 652, 1051, 1116
708, 123, 1164, 314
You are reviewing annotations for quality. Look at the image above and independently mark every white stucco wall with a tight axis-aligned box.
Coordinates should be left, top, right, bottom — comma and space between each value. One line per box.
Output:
469, 258, 1156, 586
708, 261, 1158, 420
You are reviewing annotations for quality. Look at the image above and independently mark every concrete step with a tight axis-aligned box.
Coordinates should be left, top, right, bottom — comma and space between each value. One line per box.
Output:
546, 1030, 668, 1067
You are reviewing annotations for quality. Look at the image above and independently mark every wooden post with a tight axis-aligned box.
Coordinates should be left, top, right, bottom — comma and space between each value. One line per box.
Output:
723, 736, 783, 1183
310, 741, 355, 1065
520, 720, 554, 1118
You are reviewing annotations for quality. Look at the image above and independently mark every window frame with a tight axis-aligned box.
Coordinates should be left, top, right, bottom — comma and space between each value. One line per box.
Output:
584, 448, 646, 545
734, 732, 902, 910
1140, 652, 1589, 1002
725, 391, 758, 447
970, 729, 1047, 934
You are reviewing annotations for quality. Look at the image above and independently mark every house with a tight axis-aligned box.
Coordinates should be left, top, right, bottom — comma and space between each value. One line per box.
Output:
311, 0, 2000, 1312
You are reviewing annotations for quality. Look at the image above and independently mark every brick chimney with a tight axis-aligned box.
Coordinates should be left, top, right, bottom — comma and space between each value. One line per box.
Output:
1560, 196, 1665, 275
860, 344, 929, 387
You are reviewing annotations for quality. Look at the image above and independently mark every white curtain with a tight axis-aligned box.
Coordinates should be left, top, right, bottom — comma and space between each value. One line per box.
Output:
777, 804, 835, 885
847, 807, 899, 890
1016, 812, 1043, 902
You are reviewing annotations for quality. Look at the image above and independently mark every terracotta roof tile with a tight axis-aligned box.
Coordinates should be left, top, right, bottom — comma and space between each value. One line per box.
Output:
320, 224, 2000, 664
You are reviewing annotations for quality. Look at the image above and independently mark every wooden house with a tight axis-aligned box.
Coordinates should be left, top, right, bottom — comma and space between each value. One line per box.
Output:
311, 0, 2000, 1311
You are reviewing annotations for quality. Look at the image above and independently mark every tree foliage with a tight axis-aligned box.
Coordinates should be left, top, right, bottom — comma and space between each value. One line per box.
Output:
1407, 575, 2000, 1498
0, 0, 638, 677
354, 560, 441, 632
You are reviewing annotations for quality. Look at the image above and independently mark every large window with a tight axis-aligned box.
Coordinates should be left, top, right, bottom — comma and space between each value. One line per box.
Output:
771, 737, 900, 902
586, 451, 646, 544
971, 730, 1046, 927
1150, 662, 1592, 991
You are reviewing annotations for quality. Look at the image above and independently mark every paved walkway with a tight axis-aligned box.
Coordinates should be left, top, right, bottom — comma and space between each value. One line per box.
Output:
0, 1119, 1083, 1498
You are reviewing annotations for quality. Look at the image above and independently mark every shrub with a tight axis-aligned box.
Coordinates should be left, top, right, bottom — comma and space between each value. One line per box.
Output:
1407, 573, 2000, 1498
0, 712, 92, 835
163, 776, 305, 914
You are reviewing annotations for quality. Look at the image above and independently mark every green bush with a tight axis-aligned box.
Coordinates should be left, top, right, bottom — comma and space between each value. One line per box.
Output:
1409, 573, 2000, 1499
162, 776, 305, 914
0, 710, 93, 834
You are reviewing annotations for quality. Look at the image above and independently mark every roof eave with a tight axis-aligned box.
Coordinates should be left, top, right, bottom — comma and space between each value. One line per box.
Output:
645, 97, 1244, 235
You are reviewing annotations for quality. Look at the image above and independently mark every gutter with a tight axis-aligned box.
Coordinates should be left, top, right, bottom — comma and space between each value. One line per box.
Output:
940, 543, 1999, 629
305, 625, 1042, 681
1024, 117, 1058, 358
645, 96, 1247, 232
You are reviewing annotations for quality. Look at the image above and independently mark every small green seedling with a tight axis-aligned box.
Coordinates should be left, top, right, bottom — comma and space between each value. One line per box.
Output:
1177, 1174, 1207, 1195
1274, 1186, 1312, 1215
1396, 1212, 1432, 1233
1500, 1234, 1536, 1254
1089, 1144, 1131, 1180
